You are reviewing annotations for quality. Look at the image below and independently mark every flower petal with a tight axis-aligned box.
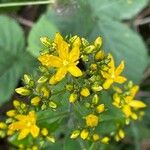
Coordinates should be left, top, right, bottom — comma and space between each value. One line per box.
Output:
68, 65, 82, 77
103, 79, 113, 89
115, 60, 124, 76
129, 100, 146, 108
30, 125, 40, 138
115, 76, 127, 84
72, 37, 81, 47
101, 71, 110, 79
18, 129, 30, 140
69, 46, 80, 62
108, 53, 115, 70
38, 54, 62, 68
122, 105, 132, 117
54, 33, 69, 59
9, 122, 25, 130
54, 67, 67, 81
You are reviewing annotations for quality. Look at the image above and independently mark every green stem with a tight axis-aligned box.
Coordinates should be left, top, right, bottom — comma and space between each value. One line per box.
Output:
0, 0, 54, 8
89, 143, 96, 150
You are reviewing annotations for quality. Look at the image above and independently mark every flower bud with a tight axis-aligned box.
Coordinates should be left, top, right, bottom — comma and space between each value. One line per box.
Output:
0, 122, 7, 129
40, 86, 50, 98
23, 74, 31, 84
95, 50, 104, 60
80, 129, 89, 140
41, 128, 49, 136
40, 37, 52, 47
93, 134, 100, 141
81, 55, 89, 62
94, 37, 102, 48
69, 93, 78, 103
37, 76, 48, 83
49, 101, 57, 109
84, 45, 95, 54
13, 100, 20, 107
96, 104, 105, 113
92, 94, 99, 105
15, 87, 31, 96
80, 88, 90, 97
66, 84, 74, 91
81, 38, 89, 46
101, 137, 110, 144
46, 136, 55, 143
92, 85, 103, 92
70, 130, 80, 139
31, 96, 41, 106
85, 114, 99, 127
6, 110, 16, 117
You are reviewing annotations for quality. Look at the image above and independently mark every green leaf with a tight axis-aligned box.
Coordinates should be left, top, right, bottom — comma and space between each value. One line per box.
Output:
88, 0, 149, 20
90, 16, 148, 83
63, 137, 80, 150
0, 15, 36, 105
27, 14, 58, 57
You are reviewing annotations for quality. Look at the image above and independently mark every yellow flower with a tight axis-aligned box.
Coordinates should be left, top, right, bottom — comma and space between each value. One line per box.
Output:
85, 114, 99, 127
113, 85, 146, 120
38, 33, 82, 84
101, 54, 127, 89
8, 111, 39, 140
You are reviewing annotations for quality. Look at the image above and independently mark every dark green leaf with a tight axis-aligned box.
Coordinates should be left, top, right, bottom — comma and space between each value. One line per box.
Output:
88, 0, 149, 20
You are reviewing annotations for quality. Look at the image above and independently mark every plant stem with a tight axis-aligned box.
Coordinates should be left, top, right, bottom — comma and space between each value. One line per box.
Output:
0, 0, 54, 8
89, 143, 96, 150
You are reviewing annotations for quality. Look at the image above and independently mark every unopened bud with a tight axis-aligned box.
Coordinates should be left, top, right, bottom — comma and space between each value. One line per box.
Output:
49, 101, 57, 109
80, 88, 90, 97
15, 87, 31, 96
95, 50, 105, 60
38, 76, 48, 83
92, 94, 99, 105
96, 104, 105, 113
84, 45, 95, 54
40, 37, 52, 47
69, 93, 78, 103
70, 130, 80, 139
94, 37, 102, 48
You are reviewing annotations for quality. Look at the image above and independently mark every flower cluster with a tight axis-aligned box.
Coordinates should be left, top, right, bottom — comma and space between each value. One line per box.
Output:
0, 33, 146, 149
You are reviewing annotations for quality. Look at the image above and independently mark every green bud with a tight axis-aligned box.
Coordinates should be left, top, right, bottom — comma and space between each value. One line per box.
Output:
84, 45, 95, 54
40, 37, 52, 47
41, 104, 47, 110
81, 38, 89, 46
69, 35, 78, 43
37, 76, 48, 83
94, 37, 102, 48
23, 74, 31, 84
92, 84, 103, 92
66, 84, 74, 91
92, 94, 99, 105
81, 55, 89, 62
49, 101, 57, 109
15, 87, 31, 96
85, 102, 90, 108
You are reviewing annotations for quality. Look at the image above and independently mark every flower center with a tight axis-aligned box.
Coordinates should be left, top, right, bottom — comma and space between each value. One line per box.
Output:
27, 121, 32, 127
63, 60, 69, 66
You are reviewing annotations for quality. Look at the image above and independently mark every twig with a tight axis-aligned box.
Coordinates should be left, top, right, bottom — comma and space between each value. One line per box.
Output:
0, 0, 54, 8
134, 17, 150, 26
16, 16, 34, 27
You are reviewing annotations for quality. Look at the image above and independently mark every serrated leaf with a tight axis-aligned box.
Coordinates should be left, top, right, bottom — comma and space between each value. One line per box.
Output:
90, 16, 148, 83
27, 14, 58, 57
88, 0, 149, 20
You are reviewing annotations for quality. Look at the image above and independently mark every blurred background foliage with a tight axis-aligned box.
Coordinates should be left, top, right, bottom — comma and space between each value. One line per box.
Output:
0, 0, 150, 149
